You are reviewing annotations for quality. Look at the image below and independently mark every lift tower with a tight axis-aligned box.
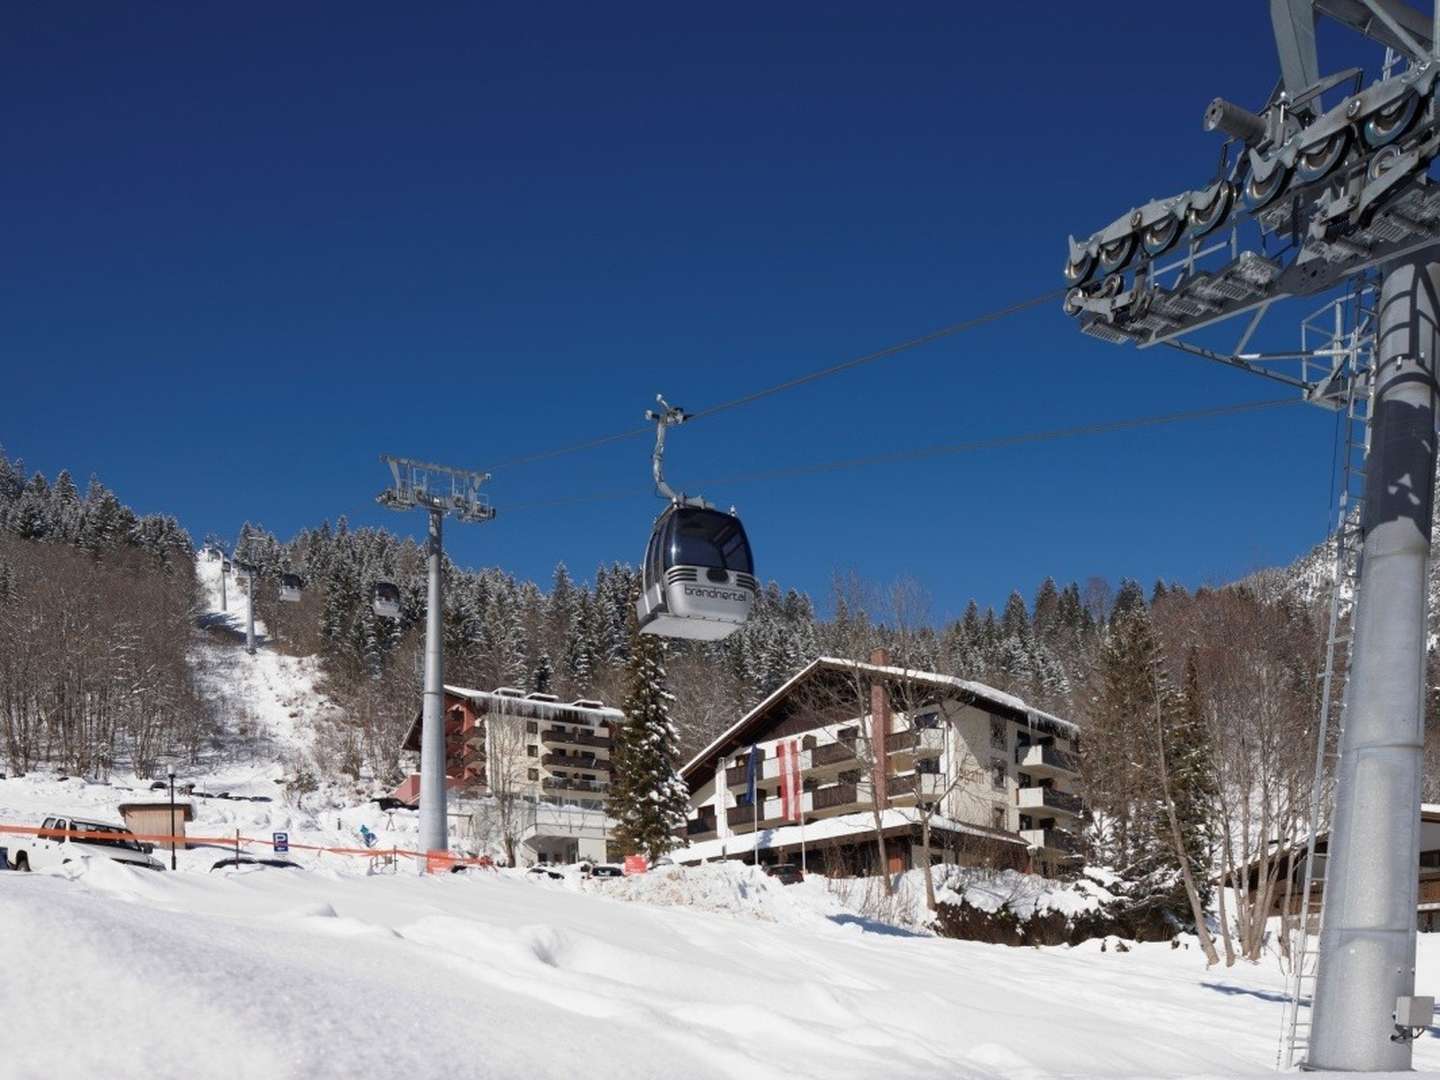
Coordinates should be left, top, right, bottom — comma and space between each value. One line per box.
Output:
376, 456, 495, 856
1060, 1, 1440, 1070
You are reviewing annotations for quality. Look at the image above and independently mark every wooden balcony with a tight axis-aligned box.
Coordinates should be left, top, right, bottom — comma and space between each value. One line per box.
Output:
1021, 827, 1082, 855
542, 752, 608, 771
686, 816, 717, 839
812, 782, 870, 812
541, 777, 609, 796
811, 741, 855, 768
888, 772, 946, 801
541, 726, 613, 750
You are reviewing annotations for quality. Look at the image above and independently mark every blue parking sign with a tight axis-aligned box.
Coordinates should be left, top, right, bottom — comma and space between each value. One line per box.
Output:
273, 831, 289, 854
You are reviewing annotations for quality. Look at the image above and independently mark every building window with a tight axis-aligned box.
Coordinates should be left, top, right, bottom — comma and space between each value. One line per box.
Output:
528, 768, 539, 781
991, 805, 1007, 831
990, 716, 1007, 750
526, 721, 538, 734
527, 745, 538, 757
990, 759, 1007, 790
914, 710, 940, 729
1421, 850, 1440, 869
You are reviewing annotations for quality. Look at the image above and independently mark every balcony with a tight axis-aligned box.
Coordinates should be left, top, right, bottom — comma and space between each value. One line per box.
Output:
888, 772, 946, 802
1015, 743, 1080, 777
811, 741, 856, 769
887, 727, 944, 759
812, 781, 872, 813
686, 816, 717, 840
1016, 786, 1083, 818
1021, 828, 1082, 857
542, 751, 608, 771
541, 726, 613, 751
541, 777, 610, 796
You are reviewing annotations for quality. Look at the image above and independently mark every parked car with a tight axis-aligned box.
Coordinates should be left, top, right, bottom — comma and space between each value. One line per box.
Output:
14, 815, 165, 872
763, 863, 804, 886
526, 865, 565, 881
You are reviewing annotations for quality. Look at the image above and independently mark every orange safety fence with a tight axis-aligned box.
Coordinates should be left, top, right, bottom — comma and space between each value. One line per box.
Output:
0, 823, 495, 872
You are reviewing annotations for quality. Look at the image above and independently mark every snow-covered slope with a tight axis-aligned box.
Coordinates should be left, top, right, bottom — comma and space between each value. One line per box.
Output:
0, 554, 432, 865
5, 859, 1439, 1080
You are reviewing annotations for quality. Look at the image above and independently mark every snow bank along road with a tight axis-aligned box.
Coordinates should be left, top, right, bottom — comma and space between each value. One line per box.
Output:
8, 862, 1440, 1080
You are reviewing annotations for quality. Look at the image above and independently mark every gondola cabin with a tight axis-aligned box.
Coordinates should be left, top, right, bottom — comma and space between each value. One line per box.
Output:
279, 573, 303, 603
636, 505, 757, 641
373, 580, 401, 619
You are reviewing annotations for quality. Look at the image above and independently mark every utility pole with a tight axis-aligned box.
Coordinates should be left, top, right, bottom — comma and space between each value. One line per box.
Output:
1308, 259, 1439, 1071
1056, 2, 1440, 1067
219, 559, 227, 612
376, 456, 495, 856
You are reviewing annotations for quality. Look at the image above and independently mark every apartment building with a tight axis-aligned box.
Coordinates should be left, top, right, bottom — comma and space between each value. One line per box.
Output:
677, 651, 1083, 877
395, 686, 620, 865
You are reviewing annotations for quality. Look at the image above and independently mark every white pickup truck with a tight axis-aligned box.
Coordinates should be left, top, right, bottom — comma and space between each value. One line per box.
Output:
9, 814, 165, 872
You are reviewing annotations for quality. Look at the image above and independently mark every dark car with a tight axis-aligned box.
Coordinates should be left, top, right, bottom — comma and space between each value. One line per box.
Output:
763, 863, 804, 886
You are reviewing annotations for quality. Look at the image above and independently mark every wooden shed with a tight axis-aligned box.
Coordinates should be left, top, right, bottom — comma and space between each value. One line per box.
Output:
118, 802, 195, 851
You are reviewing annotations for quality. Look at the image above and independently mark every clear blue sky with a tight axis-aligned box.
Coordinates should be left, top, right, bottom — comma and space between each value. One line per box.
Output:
1, 3, 1387, 619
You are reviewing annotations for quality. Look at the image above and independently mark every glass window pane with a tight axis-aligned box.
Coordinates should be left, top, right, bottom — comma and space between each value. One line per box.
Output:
669, 510, 753, 574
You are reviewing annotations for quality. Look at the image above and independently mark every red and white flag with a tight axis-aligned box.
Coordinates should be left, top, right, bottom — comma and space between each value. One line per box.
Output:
778, 739, 803, 822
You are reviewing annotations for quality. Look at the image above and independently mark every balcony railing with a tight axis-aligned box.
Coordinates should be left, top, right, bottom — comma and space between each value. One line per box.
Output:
541, 777, 609, 795
1017, 786, 1083, 816
813, 782, 868, 810
542, 752, 608, 770
811, 741, 855, 768
889, 772, 945, 799
686, 816, 717, 838
727, 803, 782, 829
888, 727, 943, 756
1021, 827, 1082, 855
1015, 744, 1081, 774
541, 727, 613, 750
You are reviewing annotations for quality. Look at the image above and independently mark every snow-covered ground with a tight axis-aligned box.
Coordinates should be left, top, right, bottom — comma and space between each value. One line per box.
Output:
7, 859, 1440, 1080
6, 558, 1440, 1079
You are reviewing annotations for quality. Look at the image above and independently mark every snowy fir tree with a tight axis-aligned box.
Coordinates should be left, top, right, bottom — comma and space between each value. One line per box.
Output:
610, 628, 690, 861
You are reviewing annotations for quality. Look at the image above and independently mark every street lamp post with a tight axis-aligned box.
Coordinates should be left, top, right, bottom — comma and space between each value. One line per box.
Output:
168, 769, 177, 871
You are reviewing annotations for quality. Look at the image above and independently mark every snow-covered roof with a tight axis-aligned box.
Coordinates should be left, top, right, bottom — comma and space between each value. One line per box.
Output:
675, 808, 1028, 863
680, 656, 1078, 782
443, 685, 623, 723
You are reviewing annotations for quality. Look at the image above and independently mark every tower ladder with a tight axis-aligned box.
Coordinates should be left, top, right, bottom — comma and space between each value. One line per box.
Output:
1279, 349, 1373, 1070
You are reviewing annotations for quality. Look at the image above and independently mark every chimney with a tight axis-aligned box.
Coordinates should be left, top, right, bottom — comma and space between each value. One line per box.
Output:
869, 647, 890, 808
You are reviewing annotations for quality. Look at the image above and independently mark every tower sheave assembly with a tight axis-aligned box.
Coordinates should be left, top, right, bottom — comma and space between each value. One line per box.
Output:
1059, 1, 1440, 1069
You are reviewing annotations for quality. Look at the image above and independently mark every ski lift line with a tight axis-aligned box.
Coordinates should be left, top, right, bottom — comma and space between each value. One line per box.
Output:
481, 288, 1066, 472
500, 396, 1303, 513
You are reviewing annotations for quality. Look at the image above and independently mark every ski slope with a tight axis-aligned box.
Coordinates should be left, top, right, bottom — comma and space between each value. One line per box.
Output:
5, 859, 1440, 1080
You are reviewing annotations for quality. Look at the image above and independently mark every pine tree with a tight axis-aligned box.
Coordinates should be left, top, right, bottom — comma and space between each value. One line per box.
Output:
610, 629, 689, 861
1032, 577, 1061, 643
1001, 589, 1030, 641
1162, 650, 1217, 908
530, 650, 554, 695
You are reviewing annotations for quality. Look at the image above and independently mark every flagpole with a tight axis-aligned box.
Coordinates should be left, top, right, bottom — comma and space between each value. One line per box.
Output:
798, 744, 808, 875
753, 745, 760, 867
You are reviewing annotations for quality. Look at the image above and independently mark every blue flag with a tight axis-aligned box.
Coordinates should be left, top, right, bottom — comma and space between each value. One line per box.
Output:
740, 744, 761, 808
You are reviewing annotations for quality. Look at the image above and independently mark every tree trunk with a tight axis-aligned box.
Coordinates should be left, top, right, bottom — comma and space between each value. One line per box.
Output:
921, 815, 937, 911
1152, 680, 1220, 966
